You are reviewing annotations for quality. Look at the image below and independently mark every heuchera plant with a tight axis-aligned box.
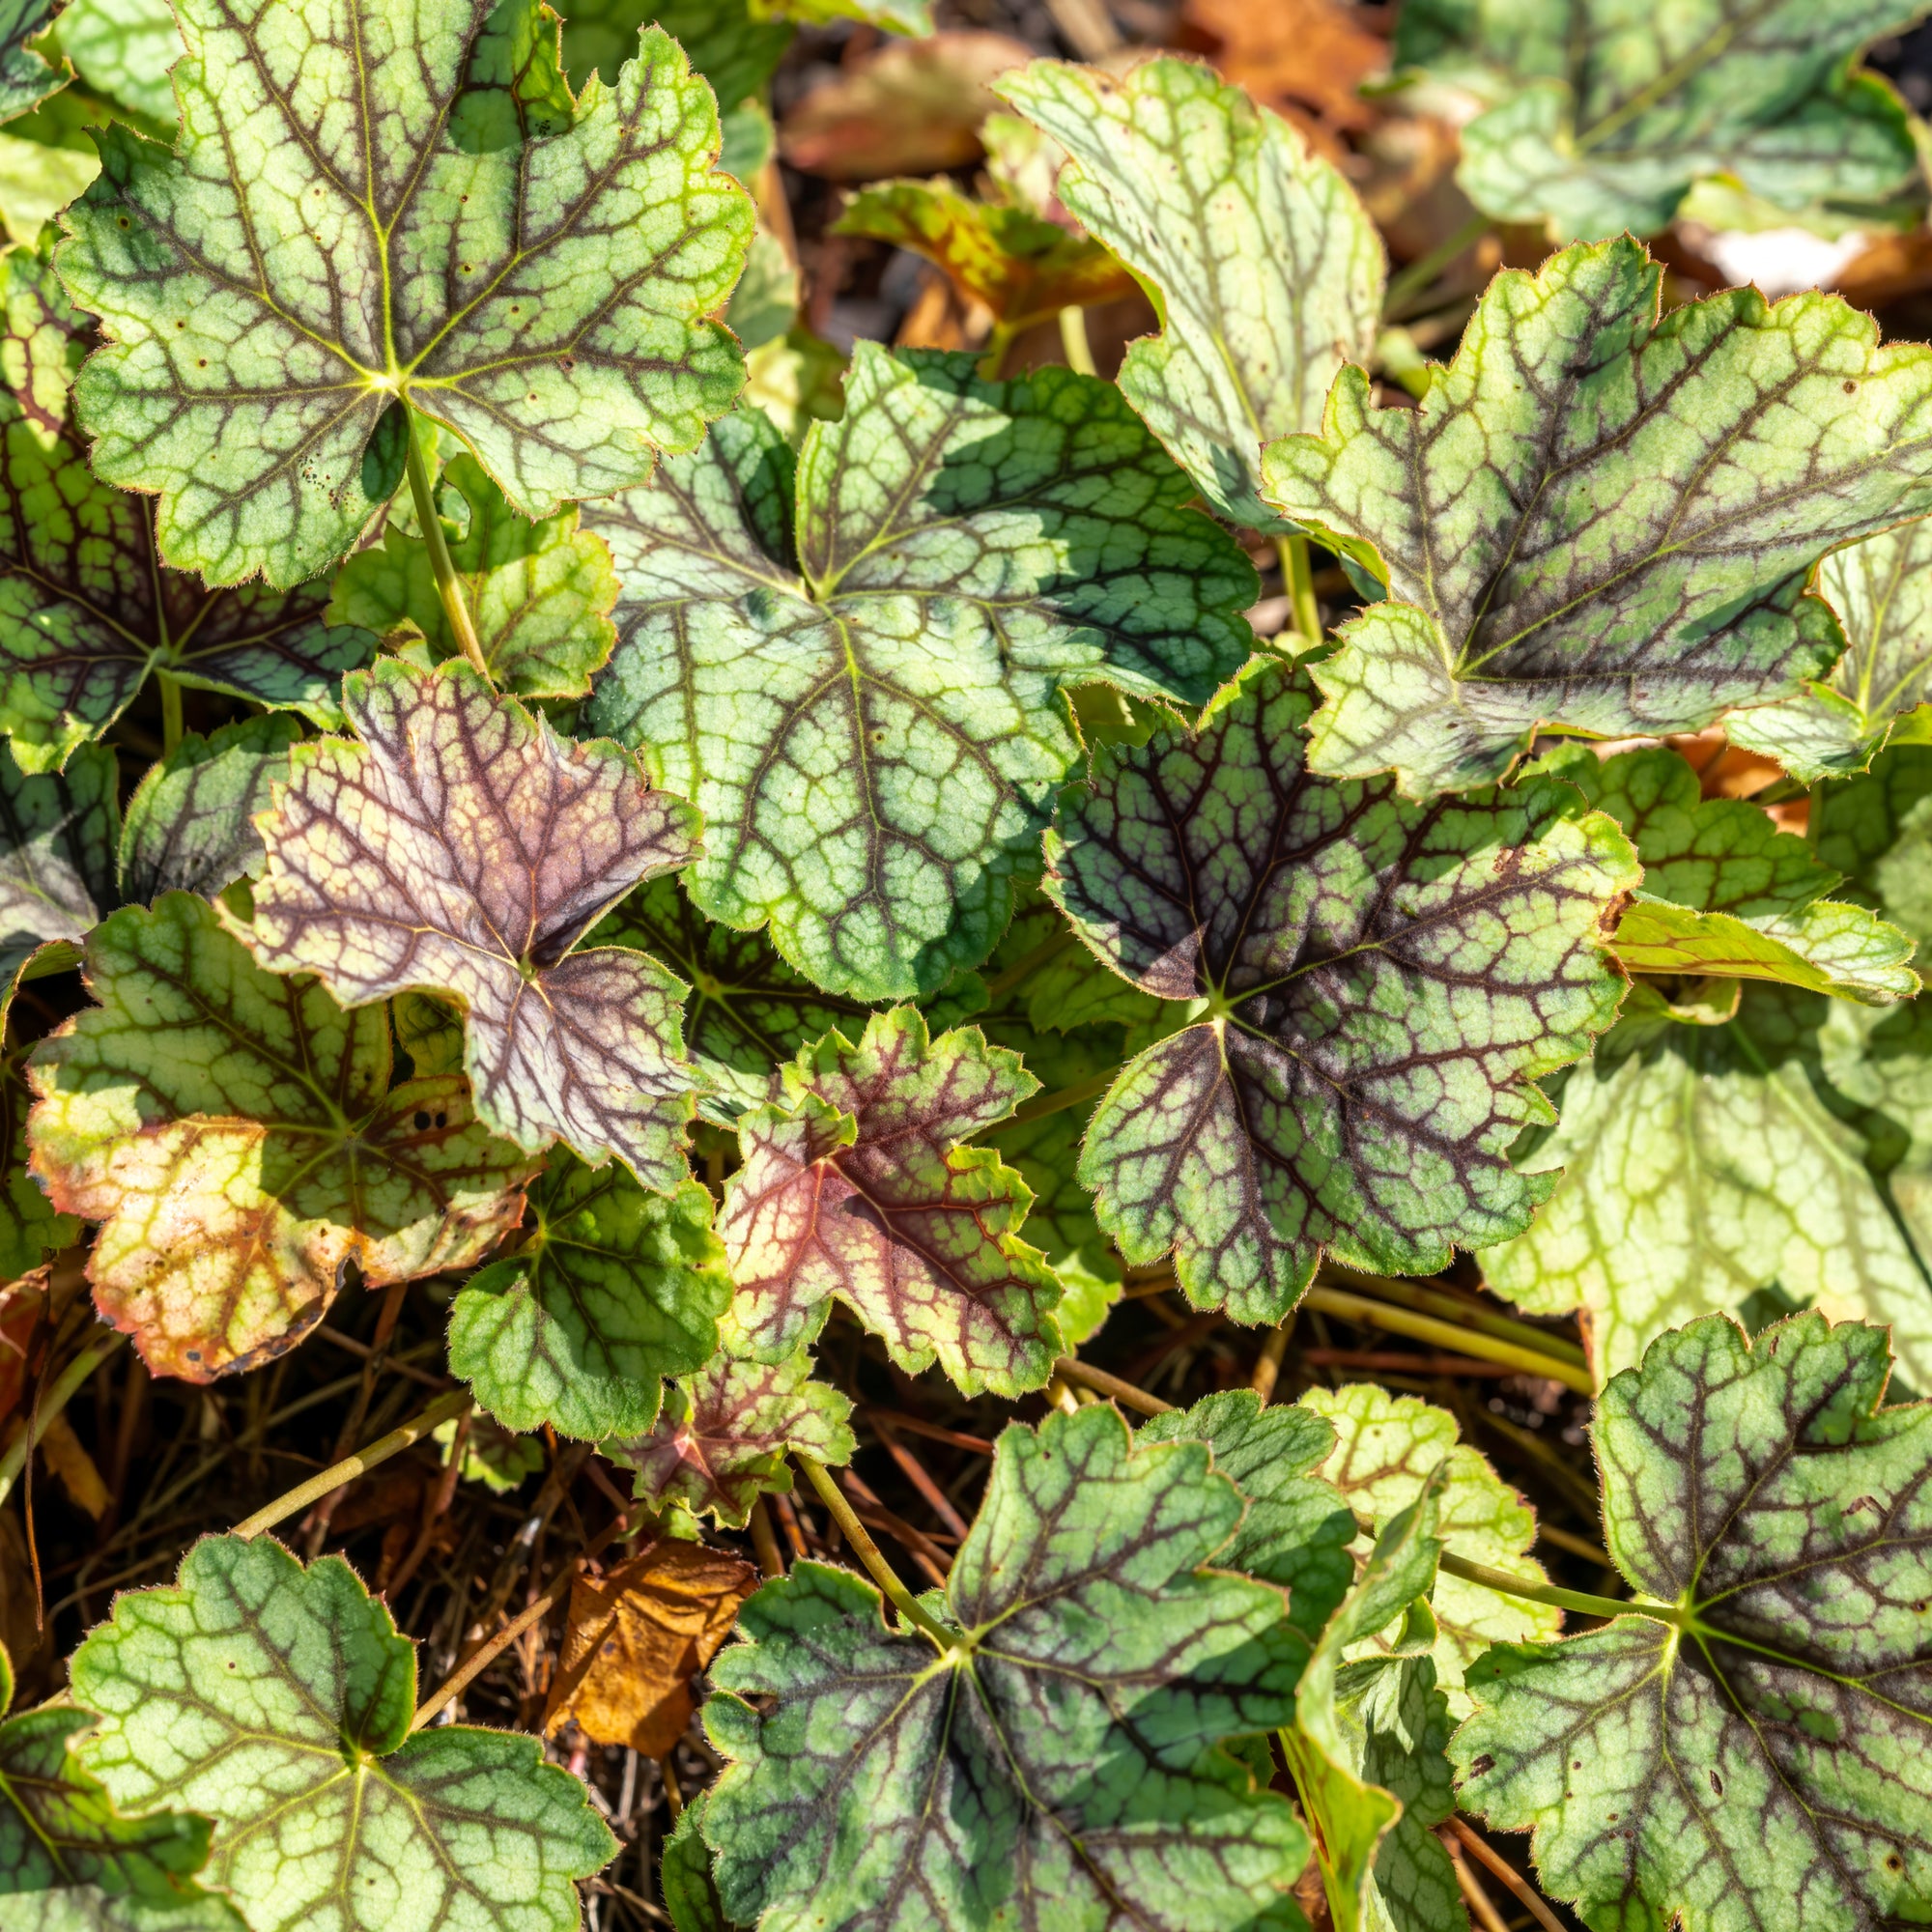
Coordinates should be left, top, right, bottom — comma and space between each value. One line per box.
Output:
3, 2, 1932, 1930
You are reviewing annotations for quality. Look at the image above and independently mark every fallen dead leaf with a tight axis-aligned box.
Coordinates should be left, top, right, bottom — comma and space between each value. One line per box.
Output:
36, 1410, 107, 1519
542, 1538, 759, 1757
1178, 0, 1392, 148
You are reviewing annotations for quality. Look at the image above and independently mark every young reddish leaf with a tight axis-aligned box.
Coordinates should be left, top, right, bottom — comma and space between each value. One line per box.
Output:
608, 1344, 855, 1527
541, 1540, 758, 1757
718, 1008, 1064, 1397
28, 894, 535, 1379
1046, 661, 1635, 1324
245, 658, 704, 1186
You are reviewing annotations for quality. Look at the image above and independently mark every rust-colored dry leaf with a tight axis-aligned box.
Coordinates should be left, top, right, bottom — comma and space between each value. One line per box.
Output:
37, 1410, 108, 1518
542, 1540, 758, 1756
1180, 0, 1391, 142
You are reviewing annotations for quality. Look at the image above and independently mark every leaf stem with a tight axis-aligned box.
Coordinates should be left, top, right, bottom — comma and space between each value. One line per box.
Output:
1006, 1066, 1118, 1126
1321, 1264, 1588, 1369
1382, 213, 1491, 321
0, 1329, 127, 1508
232, 1385, 471, 1540
1302, 1285, 1594, 1395
403, 407, 490, 680
1435, 1549, 1680, 1627
1057, 304, 1096, 377
156, 671, 183, 755
979, 320, 1019, 382
796, 1453, 951, 1646
1275, 533, 1322, 649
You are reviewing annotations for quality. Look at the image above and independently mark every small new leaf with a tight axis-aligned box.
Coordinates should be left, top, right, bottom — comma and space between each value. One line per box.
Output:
1456, 1312, 1932, 1932
705, 1403, 1310, 1932
71, 1535, 614, 1932
246, 657, 704, 1184
57, 2, 753, 587
583, 352, 1256, 1002
448, 1152, 729, 1441
608, 1344, 855, 1527
28, 893, 534, 1378
719, 1008, 1063, 1398
1048, 661, 1634, 1323
999, 55, 1382, 532
1263, 238, 1932, 795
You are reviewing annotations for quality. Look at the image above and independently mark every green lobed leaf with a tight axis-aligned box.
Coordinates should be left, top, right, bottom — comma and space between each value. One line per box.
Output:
589, 873, 868, 1124
831, 178, 1135, 329
58, 0, 183, 126
1454, 1311, 1932, 1932
327, 455, 619, 699
0, 239, 373, 770
998, 55, 1382, 532
606, 1342, 854, 1527
1733, 516, 1932, 779
436, 1411, 544, 1493
28, 891, 536, 1378
56, 2, 753, 588
662, 1790, 736, 1932
704, 1402, 1311, 1932
1814, 740, 1932, 946
0, 0, 66, 128
1302, 1383, 1561, 1712
1485, 981, 1932, 1393
116, 716, 300, 908
582, 350, 1257, 1002
244, 657, 704, 1185
447, 1151, 729, 1441
1262, 238, 1932, 796
1397, 0, 1928, 239
560, 0, 792, 106
1540, 742, 1918, 1003
71, 1533, 614, 1932
1046, 660, 1634, 1325
718, 1007, 1064, 1398
0, 1054, 73, 1278
724, 229, 799, 355
1277, 1477, 1466, 1932
0, 735, 114, 988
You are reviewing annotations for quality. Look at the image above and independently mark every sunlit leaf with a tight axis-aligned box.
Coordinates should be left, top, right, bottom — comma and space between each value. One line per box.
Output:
1455, 1312, 1932, 1932
704, 1403, 1311, 1932
583, 351, 1255, 1002
719, 1007, 1063, 1397
608, 1343, 854, 1527
245, 657, 703, 1184
447, 1151, 729, 1441
58, 0, 182, 126
327, 456, 619, 699
0, 0, 67, 129
71, 1534, 614, 1932
999, 54, 1382, 530
57, 2, 753, 587
1263, 238, 1932, 795
1302, 1382, 1561, 1712
1047, 660, 1634, 1324
1397, 0, 1927, 238
0, 736, 114, 988
0, 1057, 73, 1279
28, 892, 535, 1378
116, 716, 299, 908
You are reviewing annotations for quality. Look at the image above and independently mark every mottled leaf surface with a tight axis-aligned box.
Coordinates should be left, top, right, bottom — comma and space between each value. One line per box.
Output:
1732, 516, 1932, 779
116, 716, 299, 907
1815, 741, 1932, 947
329, 456, 619, 699
1047, 662, 1634, 1324
29, 893, 534, 1378
1486, 983, 1932, 1392
1000, 56, 1381, 532
1303, 1383, 1560, 1711
448, 1152, 729, 1441
662, 1791, 733, 1932
57, 2, 753, 587
0, 1056, 73, 1278
0, 242, 372, 770
719, 1008, 1063, 1397
705, 1403, 1310, 1932
1456, 1313, 1932, 1932
1544, 743, 1917, 1002
1398, 0, 1925, 237
60, 0, 183, 125
832, 178, 1134, 328
583, 351, 1256, 1002
608, 1344, 854, 1526
0, 737, 114, 986
246, 658, 703, 1184
71, 1535, 614, 1932
560, 0, 791, 104
1263, 239, 1932, 795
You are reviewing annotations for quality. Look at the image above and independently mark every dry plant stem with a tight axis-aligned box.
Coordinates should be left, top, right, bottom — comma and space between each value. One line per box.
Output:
1055, 1353, 1172, 1415
1537, 1520, 1614, 1567
305, 1278, 410, 1553
404, 404, 489, 678
795, 1453, 951, 1644
871, 1415, 970, 1539
156, 671, 183, 755
1058, 304, 1096, 376
1276, 534, 1322, 648
1302, 1285, 1594, 1394
1042, 0, 1121, 59
749, 1495, 785, 1580
232, 1385, 472, 1540
385, 1407, 468, 1599
0, 1328, 127, 1507
1443, 1833, 1514, 1932
1322, 1264, 1588, 1367
1249, 1318, 1293, 1402
1447, 1818, 1566, 1932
